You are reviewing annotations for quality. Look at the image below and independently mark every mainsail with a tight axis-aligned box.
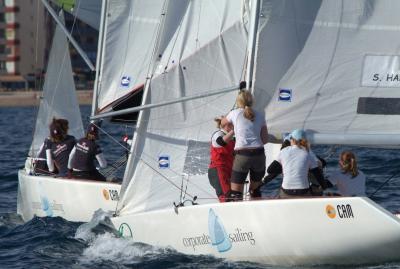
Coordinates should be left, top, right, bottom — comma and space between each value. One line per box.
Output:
93, 1, 169, 114
30, 12, 84, 156
115, 0, 251, 214
256, 0, 400, 146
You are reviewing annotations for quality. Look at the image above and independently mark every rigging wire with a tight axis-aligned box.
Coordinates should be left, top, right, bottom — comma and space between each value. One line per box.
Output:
368, 171, 400, 199
321, 145, 338, 161
91, 121, 131, 152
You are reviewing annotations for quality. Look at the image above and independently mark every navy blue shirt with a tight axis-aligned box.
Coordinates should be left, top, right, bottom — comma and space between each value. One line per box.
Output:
71, 137, 102, 171
46, 135, 76, 174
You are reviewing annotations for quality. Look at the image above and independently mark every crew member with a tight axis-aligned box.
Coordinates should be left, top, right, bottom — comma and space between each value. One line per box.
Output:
222, 89, 268, 200
45, 118, 76, 176
208, 116, 235, 202
68, 122, 107, 181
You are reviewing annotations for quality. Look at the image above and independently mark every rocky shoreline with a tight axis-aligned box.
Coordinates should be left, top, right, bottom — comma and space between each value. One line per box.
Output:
0, 90, 92, 107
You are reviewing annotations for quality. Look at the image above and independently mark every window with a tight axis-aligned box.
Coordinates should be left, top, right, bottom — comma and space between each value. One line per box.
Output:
5, 0, 15, 7
6, 29, 15, 39
0, 45, 5, 53
5, 13, 15, 23
0, 14, 4, 23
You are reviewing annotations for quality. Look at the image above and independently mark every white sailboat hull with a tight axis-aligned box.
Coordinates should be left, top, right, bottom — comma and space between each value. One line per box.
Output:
17, 169, 121, 222
112, 197, 400, 265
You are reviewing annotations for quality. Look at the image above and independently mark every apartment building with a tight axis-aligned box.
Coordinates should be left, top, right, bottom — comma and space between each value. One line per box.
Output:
0, 0, 52, 89
0, 0, 98, 90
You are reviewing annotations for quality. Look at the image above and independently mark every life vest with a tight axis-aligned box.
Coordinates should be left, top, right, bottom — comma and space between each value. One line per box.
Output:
209, 130, 235, 169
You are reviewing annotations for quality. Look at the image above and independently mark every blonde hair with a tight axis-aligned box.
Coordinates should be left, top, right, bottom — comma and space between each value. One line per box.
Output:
236, 90, 255, 121
214, 117, 222, 128
291, 138, 309, 152
340, 151, 359, 178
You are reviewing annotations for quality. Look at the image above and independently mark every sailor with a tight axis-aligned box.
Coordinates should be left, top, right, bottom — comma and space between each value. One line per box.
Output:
33, 138, 52, 175
221, 89, 268, 200
45, 118, 76, 176
68, 122, 107, 181
276, 129, 327, 198
326, 151, 366, 196
263, 134, 327, 196
208, 116, 235, 202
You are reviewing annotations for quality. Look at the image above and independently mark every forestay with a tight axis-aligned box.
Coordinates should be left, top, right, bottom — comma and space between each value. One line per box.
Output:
255, 0, 400, 146
29, 12, 84, 157
117, 0, 250, 215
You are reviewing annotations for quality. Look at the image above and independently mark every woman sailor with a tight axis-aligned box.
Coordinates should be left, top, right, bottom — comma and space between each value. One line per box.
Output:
222, 89, 268, 200
326, 151, 366, 196
208, 116, 235, 202
68, 122, 107, 181
45, 118, 76, 176
263, 134, 327, 195
276, 129, 327, 198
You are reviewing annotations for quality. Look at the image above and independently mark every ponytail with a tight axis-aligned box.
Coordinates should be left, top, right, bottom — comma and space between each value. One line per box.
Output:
236, 90, 255, 121
292, 138, 309, 152
243, 106, 255, 121
214, 117, 222, 128
340, 151, 359, 178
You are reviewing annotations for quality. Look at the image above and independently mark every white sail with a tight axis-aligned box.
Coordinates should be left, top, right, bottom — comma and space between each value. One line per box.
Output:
29, 12, 84, 156
94, 0, 168, 113
117, 0, 250, 214
254, 0, 400, 146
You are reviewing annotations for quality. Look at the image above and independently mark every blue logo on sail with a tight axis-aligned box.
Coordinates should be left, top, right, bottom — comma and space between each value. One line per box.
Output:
121, 76, 131, 87
278, 88, 292, 102
208, 208, 232, 252
158, 155, 170, 169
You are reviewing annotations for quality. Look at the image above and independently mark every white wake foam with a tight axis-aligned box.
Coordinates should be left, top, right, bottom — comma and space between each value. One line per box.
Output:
79, 232, 166, 264
75, 209, 169, 264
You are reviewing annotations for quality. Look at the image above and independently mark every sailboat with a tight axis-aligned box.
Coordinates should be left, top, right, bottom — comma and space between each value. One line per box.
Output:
18, 0, 400, 265
83, 0, 400, 265
17, 10, 121, 222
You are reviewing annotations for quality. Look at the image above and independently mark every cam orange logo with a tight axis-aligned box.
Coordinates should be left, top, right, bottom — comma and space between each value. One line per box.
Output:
326, 205, 336, 219
102, 189, 110, 200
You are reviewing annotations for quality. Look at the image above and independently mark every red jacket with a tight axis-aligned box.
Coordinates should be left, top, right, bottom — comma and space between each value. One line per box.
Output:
209, 130, 235, 169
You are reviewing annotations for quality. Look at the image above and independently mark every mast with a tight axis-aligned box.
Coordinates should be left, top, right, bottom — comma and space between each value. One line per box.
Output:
245, 0, 261, 93
91, 0, 108, 117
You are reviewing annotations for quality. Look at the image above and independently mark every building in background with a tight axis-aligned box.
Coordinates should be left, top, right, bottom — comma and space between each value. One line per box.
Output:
0, 0, 51, 90
0, 0, 97, 91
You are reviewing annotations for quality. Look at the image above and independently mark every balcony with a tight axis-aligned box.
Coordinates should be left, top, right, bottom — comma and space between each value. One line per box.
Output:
5, 22, 18, 29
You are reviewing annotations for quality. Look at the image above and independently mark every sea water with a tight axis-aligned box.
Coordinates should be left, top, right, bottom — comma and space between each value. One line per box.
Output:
1, 106, 400, 268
